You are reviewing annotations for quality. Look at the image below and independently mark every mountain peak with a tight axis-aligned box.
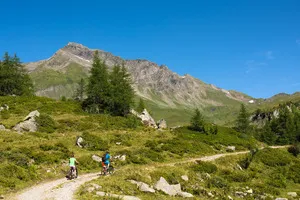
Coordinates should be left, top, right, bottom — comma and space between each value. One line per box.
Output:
66, 42, 85, 48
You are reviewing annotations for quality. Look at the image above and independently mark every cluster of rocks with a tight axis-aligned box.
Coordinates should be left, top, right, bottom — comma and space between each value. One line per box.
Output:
128, 176, 193, 198
130, 109, 167, 129
13, 110, 40, 133
91, 154, 126, 162
84, 183, 140, 200
234, 187, 298, 200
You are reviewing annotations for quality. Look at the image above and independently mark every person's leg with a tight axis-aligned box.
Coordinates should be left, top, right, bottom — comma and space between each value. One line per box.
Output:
76, 166, 78, 178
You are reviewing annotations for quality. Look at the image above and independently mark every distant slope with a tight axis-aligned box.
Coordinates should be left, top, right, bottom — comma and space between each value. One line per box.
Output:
25, 42, 254, 126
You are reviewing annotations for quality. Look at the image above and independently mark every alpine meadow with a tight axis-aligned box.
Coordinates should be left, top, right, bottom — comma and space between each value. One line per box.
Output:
1, 1, 300, 199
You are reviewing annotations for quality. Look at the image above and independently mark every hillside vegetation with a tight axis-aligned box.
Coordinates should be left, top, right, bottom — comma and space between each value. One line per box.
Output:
0, 96, 260, 196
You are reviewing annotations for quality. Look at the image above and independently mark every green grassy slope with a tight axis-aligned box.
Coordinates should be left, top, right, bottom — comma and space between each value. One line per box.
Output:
0, 96, 260, 196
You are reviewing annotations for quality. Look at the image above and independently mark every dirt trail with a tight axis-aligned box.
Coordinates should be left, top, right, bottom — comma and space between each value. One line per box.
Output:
16, 173, 99, 200
15, 146, 287, 200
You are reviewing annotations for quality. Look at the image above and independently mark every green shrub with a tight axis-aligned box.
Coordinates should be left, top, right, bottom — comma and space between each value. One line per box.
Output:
267, 173, 287, 188
112, 133, 132, 147
145, 140, 163, 152
207, 176, 228, 188
192, 161, 218, 174
0, 163, 34, 189
60, 96, 67, 101
288, 143, 300, 157
238, 149, 258, 169
77, 155, 100, 171
7, 153, 30, 167
255, 148, 291, 167
254, 183, 281, 195
0, 110, 10, 120
125, 115, 140, 128
227, 171, 250, 182
81, 132, 109, 151
36, 114, 56, 133
288, 161, 300, 183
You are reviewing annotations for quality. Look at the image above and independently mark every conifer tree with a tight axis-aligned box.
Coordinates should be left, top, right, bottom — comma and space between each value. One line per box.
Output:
236, 104, 250, 134
0, 52, 33, 96
190, 108, 205, 132
84, 51, 111, 113
109, 64, 134, 116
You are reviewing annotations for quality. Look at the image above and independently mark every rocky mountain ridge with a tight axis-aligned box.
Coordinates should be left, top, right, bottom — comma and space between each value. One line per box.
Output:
25, 42, 252, 110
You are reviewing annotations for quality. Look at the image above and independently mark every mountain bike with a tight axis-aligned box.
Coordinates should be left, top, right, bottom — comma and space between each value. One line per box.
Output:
102, 164, 114, 175
67, 166, 77, 180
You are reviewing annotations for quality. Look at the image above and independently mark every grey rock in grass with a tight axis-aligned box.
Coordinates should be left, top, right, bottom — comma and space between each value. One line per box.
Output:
178, 191, 194, 198
287, 192, 297, 197
0, 125, 6, 131
154, 177, 180, 196
246, 189, 253, 194
13, 110, 40, 133
89, 183, 102, 190
92, 155, 102, 162
96, 191, 140, 200
157, 119, 167, 129
76, 136, 84, 148
131, 109, 157, 129
128, 180, 155, 193
138, 182, 155, 193
275, 198, 288, 200
226, 146, 236, 152
181, 175, 189, 181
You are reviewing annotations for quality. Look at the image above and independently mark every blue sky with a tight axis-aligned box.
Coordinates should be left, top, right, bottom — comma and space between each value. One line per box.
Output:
0, 0, 299, 98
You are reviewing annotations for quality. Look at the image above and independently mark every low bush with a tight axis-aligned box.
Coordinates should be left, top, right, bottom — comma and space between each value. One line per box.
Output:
81, 132, 109, 151
288, 143, 300, 157
0, 163, 37, 189
288, 161, 300, 183
255, 148, 291, 167
227, 171, 250, 182
207, 176, 228, 189
192, 161, 218, 174
111, 133, 132, 147
0, 110, 10, 120
77, 155, 100, 171
36, 114, 56, 133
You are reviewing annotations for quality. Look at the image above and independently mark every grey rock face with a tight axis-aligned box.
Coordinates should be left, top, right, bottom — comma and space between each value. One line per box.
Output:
140, 109, 157, 128
92, 155, 102, 162
154, 177, 193, 197
157, 119, 167, 129
13, 110, 40, 133
181, 175, 189, 181
178, 191, 194, 198
131, 109, 157, 128
129, 180, 155, 193
226, 146, 236, 152
76, 136, 84, 148
287, 192, 297, 197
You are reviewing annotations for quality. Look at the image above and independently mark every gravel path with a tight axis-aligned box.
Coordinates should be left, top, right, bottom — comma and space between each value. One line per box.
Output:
16, 173, 99, 200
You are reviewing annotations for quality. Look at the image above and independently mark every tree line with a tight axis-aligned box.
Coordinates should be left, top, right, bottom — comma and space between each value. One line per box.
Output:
189, 103, 300, 145
0, 52, 135, 117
